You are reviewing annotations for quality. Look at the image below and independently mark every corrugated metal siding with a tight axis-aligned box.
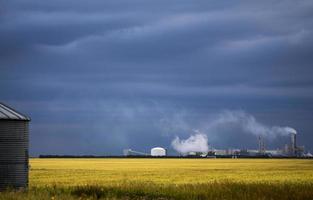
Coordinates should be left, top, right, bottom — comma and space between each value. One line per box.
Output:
0, 121, 29, 190
0, 103, 30, 121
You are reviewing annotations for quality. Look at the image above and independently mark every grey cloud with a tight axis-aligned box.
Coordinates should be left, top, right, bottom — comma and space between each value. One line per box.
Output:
1, 0, 313, 155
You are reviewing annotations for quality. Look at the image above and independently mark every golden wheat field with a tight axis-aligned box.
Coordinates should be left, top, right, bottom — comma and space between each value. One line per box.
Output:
1, 158, 313, 200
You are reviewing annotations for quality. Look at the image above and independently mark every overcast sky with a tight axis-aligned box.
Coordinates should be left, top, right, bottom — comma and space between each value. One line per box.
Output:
1, 0, 313, 155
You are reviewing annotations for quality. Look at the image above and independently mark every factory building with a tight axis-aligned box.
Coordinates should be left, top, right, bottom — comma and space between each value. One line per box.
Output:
0, 103, 30, 190
122, 147, 167, 157
195, 131, 307, 158
282, 132, 305, 157
151, 147, 166, 157
122, 129, 309, 158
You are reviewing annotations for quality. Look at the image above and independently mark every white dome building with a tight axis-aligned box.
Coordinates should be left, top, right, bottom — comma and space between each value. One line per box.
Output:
151, 147, 167, 157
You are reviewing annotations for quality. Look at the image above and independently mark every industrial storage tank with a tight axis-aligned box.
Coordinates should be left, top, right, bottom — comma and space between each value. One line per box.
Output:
0, 103, 30, 190
151, 147, 166, 157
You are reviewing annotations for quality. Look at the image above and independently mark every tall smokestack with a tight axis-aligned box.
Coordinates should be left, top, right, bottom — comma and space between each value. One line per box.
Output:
258, 136, 265, 154
291, 133, 296, 155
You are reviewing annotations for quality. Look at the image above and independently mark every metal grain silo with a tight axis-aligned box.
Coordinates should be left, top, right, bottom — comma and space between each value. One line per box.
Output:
0, 103, 30, 190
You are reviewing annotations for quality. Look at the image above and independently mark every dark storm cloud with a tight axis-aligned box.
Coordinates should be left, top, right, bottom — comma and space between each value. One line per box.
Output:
1, 0, 313, 155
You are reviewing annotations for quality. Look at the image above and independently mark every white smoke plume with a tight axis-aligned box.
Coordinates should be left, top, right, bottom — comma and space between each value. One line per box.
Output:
171, 131, 209, 154
210, 110, 297, 138
282, 127, 297, 135
170, 110, 297, 154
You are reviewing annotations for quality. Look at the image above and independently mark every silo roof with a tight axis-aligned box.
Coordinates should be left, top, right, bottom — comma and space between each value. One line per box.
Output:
0, 103, 30, 121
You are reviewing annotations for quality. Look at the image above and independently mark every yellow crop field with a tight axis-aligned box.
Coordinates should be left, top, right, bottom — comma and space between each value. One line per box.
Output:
1, 158, 313, 200
29, 158, 313, 186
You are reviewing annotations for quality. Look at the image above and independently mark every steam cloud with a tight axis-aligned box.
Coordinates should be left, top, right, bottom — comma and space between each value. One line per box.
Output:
211, 110, 297, 138
171, 132, 209, 154
171, 110, 297, 154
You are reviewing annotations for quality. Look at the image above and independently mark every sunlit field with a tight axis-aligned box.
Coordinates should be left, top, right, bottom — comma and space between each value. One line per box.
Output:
1, 158, 313, 200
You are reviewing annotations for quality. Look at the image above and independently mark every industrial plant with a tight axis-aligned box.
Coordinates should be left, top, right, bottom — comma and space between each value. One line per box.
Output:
123, 131, 312, 158
206, 131, 309, 158
123, 147, 167, 157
